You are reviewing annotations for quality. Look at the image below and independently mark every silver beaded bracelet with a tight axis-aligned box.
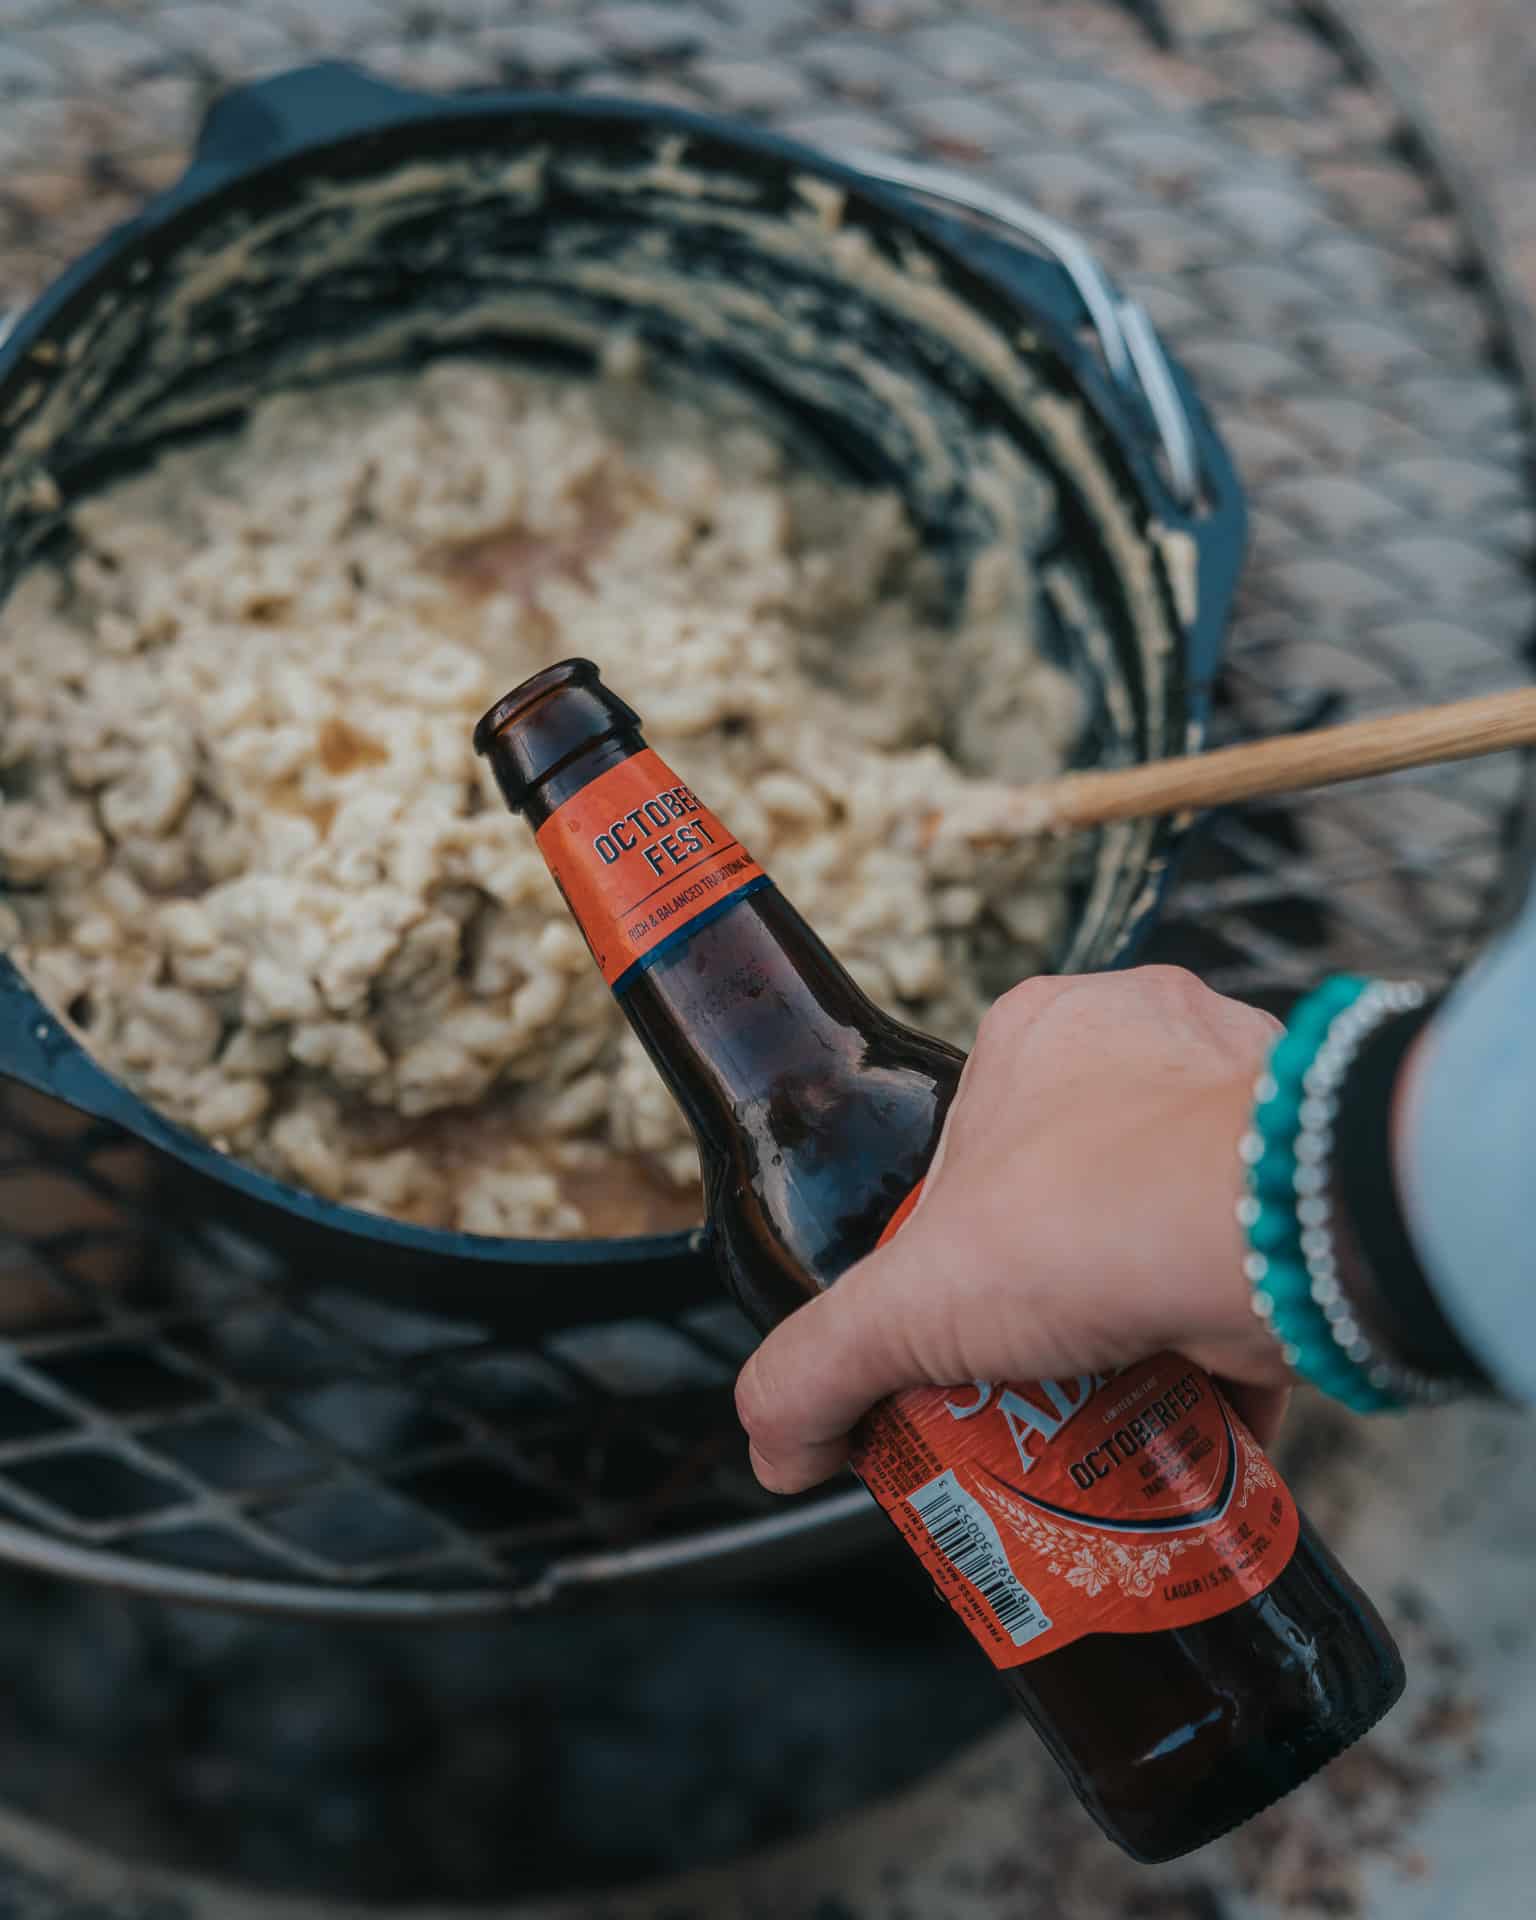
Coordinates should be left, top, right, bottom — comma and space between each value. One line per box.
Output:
1291, 981, 1459, 1407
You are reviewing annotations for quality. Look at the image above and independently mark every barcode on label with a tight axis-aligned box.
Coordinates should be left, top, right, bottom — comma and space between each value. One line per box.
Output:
908, 1470, 1052, 1648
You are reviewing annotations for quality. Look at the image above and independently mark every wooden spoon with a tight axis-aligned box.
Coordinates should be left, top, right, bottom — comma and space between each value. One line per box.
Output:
922, 687, 1536, 850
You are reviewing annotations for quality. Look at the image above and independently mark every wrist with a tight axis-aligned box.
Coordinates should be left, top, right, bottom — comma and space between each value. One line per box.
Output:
1389, 1018, 1431, 1190
1330, 999, 1491, 1389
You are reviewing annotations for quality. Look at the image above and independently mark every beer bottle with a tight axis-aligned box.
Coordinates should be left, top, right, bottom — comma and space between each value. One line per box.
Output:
475, 658, 1404, 1861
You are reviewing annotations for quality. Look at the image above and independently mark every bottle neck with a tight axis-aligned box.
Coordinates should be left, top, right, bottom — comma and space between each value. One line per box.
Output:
519, 734, 645, 832
522, 735, 774, 998
623, 883, 887, 1124
515, 731, 889, 1117
483, 677, 963, 1312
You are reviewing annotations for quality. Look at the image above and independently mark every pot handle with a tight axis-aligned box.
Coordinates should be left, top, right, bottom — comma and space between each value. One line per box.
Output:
833, 149, 1244, 695
182, 62, 444, 195
836, 152, 1200, 501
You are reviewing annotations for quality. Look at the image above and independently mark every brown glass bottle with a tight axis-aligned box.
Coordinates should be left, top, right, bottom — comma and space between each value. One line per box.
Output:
475, 659, 1404, 1863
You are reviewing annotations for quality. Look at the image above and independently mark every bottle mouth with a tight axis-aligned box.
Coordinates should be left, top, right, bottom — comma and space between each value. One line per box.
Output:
472, 658, 602, 760
473, 658, 643, 813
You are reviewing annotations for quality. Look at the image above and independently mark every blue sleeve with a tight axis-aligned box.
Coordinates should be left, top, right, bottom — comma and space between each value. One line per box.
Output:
1401, 881, 1536, 1402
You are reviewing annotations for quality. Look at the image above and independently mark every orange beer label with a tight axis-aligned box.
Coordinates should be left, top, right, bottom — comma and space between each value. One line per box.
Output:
851, 1192, 1301, 1667
536, 749, 768, 992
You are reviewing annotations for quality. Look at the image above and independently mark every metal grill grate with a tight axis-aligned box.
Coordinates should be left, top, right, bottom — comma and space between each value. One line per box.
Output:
0, 0, 1531, 1617
0, 1079, 825, 1610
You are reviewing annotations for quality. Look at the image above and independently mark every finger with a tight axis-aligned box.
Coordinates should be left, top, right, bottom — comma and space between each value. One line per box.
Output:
1219, 1379, 1291, 1450
735, 1235, 940, 1494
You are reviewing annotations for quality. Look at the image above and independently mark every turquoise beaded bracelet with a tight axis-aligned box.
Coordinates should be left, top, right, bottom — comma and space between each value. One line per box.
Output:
1238, 976, 1430, 1413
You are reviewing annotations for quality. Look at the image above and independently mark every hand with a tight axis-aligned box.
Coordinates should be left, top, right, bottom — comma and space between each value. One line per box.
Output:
736, 966, 1292, 1494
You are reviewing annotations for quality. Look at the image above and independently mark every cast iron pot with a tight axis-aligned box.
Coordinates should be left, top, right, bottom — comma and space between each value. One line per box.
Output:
0, 63, 1245, 1332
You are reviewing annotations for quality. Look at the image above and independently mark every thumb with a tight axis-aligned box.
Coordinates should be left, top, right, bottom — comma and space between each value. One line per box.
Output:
734, 1205, 965, 1495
